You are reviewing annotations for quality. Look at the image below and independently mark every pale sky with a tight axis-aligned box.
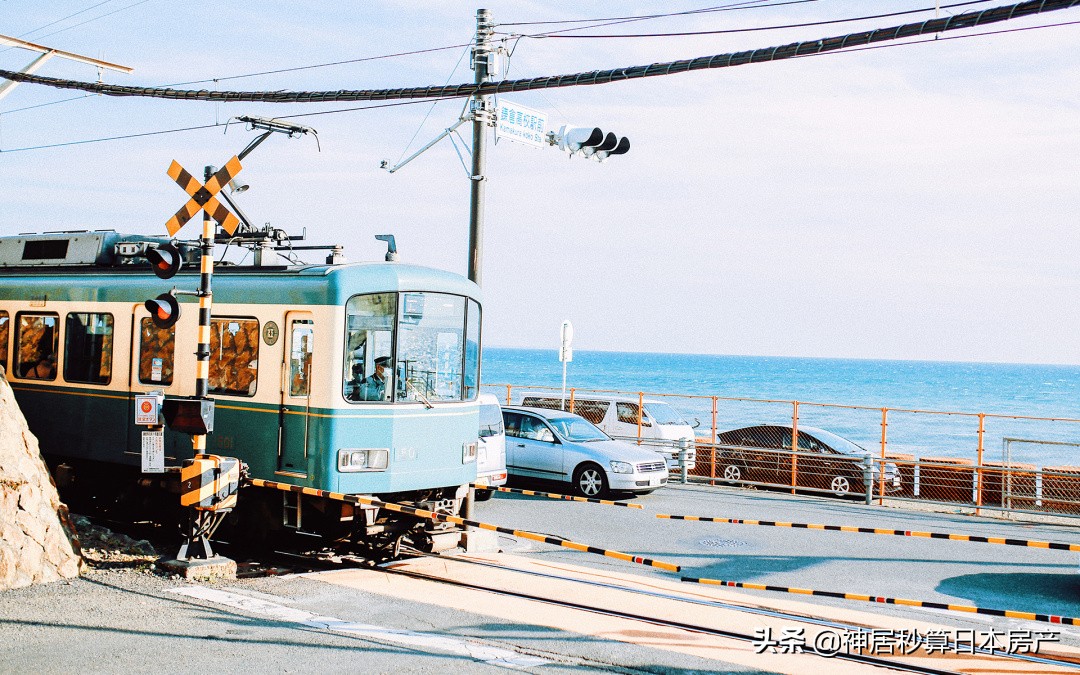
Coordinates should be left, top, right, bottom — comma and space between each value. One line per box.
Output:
1, 1, 1078, 365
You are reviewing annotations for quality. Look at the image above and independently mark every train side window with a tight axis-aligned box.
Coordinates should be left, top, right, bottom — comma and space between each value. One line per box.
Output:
0, 311, 8, 374
138, 318, 175, 386
63, 312, 114, 384
15, 312, 59, 380
209, 317, 259, 397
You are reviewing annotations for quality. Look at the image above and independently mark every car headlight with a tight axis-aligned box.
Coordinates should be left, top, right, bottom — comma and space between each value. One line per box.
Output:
610, 460, 633, 474
338, 448, 389, 472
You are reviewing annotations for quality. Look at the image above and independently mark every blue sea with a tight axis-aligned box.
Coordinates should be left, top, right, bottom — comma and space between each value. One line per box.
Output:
481, 349, 1080, 468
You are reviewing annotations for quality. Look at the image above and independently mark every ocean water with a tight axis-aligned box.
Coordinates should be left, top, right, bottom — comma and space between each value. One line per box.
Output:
481, 348, 1080, 468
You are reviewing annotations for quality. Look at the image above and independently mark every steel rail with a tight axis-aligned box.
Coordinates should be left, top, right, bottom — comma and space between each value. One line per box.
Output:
392, 552, 1080, 672
380, 556, 1033, 674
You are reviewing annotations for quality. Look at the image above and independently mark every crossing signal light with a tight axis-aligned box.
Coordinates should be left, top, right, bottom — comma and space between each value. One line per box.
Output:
556, 125, 630, 162
146, 293, 180, 329
147, 243, 182, 279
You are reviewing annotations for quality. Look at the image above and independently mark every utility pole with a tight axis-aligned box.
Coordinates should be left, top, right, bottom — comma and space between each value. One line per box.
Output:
467, 9, 494, 286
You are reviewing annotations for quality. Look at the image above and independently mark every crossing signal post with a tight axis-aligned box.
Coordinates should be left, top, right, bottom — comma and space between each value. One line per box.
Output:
149, 118, 314, 576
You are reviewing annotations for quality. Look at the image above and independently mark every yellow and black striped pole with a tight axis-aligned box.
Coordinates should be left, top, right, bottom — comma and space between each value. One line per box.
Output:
470, 484, 644, 509
657, 514, 1080, 552
680, 575, 1080, 626
192, 172, 215, 456
250, 479, 679, 572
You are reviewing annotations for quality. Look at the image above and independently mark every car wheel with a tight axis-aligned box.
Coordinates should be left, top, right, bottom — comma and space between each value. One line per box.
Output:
829, 475, 852, 497
473, 489, 493, 502
573, 463, 609, 498
721, 464, 743, 485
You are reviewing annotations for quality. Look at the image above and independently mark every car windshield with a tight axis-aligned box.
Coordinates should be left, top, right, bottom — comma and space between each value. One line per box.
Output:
812, 429, 867, 455
479, 403, 503, 438
546, 416, 609, 442
646, 401, 687, 425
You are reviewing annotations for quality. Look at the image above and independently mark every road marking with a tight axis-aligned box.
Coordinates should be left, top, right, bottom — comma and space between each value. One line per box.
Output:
166, 586, 548, 670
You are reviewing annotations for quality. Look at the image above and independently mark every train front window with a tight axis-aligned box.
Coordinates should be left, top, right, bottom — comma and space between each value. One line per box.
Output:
344, 293, 396, 402
344, 292, 479, 404
397, 293, 466, 403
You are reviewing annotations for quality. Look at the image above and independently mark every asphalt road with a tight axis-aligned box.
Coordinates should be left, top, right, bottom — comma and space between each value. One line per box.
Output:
2, 481, 1080, 673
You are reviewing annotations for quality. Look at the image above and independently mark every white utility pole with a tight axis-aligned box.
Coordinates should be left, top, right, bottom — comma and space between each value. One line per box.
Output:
467, 9, 494, 286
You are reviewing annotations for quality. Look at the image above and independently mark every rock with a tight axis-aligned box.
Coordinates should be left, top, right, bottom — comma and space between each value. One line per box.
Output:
0, 368, 85, 591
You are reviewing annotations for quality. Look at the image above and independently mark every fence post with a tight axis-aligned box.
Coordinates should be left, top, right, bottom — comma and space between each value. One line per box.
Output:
791, 401, 799, 495
637, 391, 644, 444
710, 396, 718, 485
569, 387, 576, 414
505, 384, 511, 406
864, 455, 874, 505
679, 438, 691, 484
879, 407, 888, 505
976, 413, 986, 514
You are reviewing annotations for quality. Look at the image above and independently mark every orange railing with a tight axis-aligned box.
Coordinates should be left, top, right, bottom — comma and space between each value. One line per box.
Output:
489, 383, 1080, 518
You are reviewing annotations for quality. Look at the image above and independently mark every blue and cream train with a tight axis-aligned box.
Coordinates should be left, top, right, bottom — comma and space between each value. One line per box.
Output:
0, 230, 482, 553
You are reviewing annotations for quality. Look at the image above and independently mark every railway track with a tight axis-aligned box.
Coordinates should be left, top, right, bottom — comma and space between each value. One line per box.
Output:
371, 551, 1080, 674
82, 515, 1080, 672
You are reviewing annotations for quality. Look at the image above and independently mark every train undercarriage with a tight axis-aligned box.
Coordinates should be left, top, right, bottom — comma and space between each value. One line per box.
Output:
47, 456, 467, 562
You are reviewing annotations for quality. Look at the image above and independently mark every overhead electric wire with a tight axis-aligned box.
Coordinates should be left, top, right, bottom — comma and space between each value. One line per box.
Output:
0, 97, 459, 153
511, 0, 995, 38
499, 1, 821, 40
2, 0, 117, 48
13, 0, 154, 46
0, 94, 94, 117
0, 0, 1074, 105
164, 42, 474, 88
495, 0, 818, 30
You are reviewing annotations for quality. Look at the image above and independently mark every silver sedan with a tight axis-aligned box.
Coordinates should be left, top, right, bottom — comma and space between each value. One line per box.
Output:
502, 406, 669, 498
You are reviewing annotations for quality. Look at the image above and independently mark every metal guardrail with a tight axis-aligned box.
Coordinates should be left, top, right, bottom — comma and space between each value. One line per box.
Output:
486, 383, 1080, 519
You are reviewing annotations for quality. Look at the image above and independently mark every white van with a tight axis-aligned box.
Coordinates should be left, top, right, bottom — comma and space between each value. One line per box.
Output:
473, 393, 507, 501
517, 393, 696, 471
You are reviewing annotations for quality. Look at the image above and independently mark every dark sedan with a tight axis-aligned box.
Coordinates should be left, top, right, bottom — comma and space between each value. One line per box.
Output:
714, 424, 900, 498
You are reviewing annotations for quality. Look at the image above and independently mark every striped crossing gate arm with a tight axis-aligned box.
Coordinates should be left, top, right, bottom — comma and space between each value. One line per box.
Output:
656, 514, 1080, 552
470, 483, 644, 508
680, 575, 1080, 626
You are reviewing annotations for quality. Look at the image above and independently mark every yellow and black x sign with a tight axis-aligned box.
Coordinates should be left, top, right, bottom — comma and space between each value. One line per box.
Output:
165, 156, 242, 236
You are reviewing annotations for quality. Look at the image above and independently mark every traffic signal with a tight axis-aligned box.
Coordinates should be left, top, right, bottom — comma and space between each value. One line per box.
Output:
145, 293, 180, 328
147, 242, 182, 279
555, 125, 630, 162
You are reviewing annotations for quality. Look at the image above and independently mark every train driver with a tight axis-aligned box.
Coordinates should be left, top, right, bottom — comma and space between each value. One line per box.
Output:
355, 356, 391, 401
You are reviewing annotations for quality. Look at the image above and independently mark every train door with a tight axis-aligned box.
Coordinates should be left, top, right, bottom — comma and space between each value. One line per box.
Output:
278, 312, 314, 475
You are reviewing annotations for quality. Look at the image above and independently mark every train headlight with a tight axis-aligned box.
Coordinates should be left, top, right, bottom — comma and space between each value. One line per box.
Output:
337, 448, 389, 472
462, 442, 478, 464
